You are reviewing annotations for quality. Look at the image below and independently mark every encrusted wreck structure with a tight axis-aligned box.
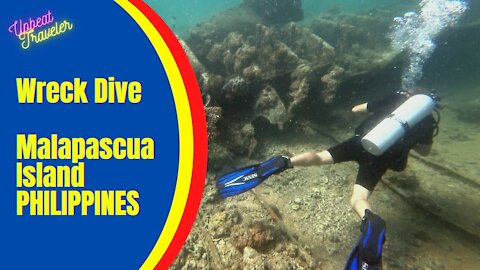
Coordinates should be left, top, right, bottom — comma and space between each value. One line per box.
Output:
180, 0, 404, 168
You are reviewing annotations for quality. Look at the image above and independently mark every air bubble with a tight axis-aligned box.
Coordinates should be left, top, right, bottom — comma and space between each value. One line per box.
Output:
388, 0, 468, 89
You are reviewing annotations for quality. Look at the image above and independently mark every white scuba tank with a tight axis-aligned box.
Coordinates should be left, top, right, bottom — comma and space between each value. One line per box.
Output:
361, 94, 436, 156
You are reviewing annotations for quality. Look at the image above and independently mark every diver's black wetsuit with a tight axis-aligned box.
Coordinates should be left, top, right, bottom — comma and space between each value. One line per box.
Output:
328, 92, 436, 190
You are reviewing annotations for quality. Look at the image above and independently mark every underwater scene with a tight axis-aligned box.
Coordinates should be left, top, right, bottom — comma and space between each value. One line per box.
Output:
148, 0, 479, 269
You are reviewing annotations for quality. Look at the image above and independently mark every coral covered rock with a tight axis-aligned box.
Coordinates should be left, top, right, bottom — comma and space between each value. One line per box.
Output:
205, 105, 231, 170
288, 63, 313, 114
321, 65, 345, 103
205, 105, 223, 142
224, 123, 257, 157
209, 209, 242, 238
281, 22, 335, 68
232, 222, 276, 252
243, 247, 267, 270
183, 4, 406, 161
219, 76, 250, 104
254, 85, 288, 129
177, 36, 205, 78
199, 72, 224, 96
310, 10, 398, 75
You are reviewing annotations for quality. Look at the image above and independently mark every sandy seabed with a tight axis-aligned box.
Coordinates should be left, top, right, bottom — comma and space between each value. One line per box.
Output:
171, 82, 480, 270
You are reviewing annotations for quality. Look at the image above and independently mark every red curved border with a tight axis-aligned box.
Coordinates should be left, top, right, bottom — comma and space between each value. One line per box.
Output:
128, 1, 208, 269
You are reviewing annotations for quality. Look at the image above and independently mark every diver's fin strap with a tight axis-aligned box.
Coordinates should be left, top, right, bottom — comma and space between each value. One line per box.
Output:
256, 155, 292, 178
359, 210, 386, 265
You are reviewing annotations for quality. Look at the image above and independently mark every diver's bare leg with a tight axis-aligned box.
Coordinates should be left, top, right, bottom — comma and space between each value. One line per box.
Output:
350, 184, 372, 218
290, 150, 334, 167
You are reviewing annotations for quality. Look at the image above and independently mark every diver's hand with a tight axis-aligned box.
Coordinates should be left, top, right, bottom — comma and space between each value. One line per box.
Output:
352, 102, 368, 113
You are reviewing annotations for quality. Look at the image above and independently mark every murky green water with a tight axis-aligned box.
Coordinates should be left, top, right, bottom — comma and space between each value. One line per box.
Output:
146, 1, 480, 269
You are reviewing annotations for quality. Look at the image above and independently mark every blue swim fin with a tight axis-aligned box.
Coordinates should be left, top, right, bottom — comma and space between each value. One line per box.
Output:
345, 210, 385, 270
216, 155, 292, 198
344, 242, 360, 270
344, 242, 383, 270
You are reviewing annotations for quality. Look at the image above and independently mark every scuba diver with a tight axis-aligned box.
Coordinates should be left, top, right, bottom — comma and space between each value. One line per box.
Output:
216, 87, 440, 269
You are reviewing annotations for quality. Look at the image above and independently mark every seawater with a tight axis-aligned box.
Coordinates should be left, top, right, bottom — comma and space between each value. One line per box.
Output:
146, 0, 418, 37
146, 0, 478, 97
146, 1, 480, 269
389, 0, 468, 89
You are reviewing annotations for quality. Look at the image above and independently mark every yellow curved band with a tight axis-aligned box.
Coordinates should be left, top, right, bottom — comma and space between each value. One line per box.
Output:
114, 0, 194, 269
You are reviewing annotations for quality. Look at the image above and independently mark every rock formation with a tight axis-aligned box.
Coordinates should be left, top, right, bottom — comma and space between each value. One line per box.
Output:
184, 4, 404, 168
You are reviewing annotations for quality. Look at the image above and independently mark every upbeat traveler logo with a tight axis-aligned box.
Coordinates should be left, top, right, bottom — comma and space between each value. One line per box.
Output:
8, 10, 73, 49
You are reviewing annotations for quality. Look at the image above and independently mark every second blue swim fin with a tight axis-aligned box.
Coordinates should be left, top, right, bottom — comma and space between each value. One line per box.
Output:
345, 210, 386, 270
216, 155, 292, 198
